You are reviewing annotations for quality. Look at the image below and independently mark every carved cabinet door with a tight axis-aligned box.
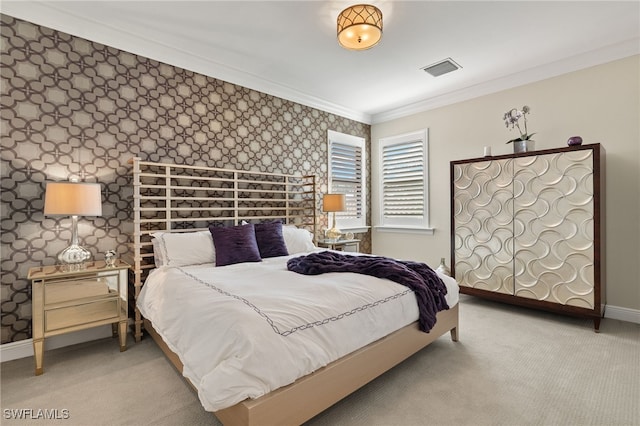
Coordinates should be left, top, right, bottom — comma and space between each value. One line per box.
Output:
512, 150, 595, 308
452, 158, 514, 294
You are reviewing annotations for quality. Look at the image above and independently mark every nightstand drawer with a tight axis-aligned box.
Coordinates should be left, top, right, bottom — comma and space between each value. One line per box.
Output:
45, 299, 119, 332
45, 278, 110, 304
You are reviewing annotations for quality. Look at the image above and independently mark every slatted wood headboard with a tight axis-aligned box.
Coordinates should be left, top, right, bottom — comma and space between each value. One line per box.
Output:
126, 157, 316, 341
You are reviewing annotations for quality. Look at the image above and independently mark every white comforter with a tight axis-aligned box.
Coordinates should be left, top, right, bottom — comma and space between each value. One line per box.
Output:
137, 252, 459, 412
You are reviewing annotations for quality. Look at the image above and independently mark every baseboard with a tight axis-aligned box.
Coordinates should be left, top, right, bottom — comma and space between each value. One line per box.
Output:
0, 325, 112, 363
605, 304, 640, 324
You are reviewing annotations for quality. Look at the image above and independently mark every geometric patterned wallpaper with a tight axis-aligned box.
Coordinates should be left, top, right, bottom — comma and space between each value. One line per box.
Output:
0, 14, 370, 344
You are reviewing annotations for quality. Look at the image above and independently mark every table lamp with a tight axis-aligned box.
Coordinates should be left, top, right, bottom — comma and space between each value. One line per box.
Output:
44, 181, 102, 266
322, 193, 346, 242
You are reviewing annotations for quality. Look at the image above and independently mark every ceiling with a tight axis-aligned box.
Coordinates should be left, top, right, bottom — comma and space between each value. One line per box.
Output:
2, 1, 639, 124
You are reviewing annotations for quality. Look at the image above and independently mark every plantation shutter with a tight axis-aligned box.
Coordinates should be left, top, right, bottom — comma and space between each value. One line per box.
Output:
378, 129, 429, 229
382, 140, 424, 218
330, 141, 363, 220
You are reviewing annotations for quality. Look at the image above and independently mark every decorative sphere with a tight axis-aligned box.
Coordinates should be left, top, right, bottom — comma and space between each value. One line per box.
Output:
567, 136, 583, 146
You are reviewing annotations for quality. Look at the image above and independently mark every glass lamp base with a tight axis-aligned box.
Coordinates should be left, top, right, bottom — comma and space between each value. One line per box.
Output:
325, 227, 342, 242
58, 244, 91, 269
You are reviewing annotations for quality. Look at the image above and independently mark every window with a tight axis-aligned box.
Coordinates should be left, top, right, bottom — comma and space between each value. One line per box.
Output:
377, 129, 430, 231
328, 130, 366, 230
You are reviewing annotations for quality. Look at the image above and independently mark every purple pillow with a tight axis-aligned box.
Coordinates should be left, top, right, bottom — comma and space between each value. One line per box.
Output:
209, 223, 262, 266
254, 221, 289, 258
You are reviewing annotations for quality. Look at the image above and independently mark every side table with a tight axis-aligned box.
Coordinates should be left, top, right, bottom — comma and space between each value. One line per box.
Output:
28, 259, 130, 375
317, 239, 361, 252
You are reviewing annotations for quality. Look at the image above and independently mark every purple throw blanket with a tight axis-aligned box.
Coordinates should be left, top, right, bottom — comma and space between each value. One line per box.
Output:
287, 251, 449, 333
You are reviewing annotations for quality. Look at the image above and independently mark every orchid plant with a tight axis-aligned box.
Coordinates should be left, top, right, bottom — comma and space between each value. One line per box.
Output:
503, 105, 535, 143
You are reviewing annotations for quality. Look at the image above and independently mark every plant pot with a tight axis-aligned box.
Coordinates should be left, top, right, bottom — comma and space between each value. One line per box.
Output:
513, 140, 535, 153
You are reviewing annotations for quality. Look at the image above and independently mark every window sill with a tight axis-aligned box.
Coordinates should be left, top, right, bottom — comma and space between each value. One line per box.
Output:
338, 226, 370, 234
374, 226, 435, 235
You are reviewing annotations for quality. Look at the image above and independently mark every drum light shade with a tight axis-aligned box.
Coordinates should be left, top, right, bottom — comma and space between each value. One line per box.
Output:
337, 4, 383, 50
44, 182, 102, 266
44, 182, 102, 216
323, 194, 346, 241
322, 193, 346, 212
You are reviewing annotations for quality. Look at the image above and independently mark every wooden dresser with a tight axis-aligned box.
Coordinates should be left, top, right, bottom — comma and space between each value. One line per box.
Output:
450, 144, 605, 330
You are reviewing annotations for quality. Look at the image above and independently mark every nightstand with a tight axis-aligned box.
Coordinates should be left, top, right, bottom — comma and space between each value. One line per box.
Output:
28, 260, 130, 375
317, 239, 360, 252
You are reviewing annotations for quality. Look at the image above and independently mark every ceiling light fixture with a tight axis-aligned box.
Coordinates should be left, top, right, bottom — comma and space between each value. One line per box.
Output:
337, 4, 383, 50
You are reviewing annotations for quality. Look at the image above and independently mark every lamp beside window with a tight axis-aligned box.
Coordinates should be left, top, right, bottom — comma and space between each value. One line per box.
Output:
322, 193, 346, 242
44, 181, 102, 267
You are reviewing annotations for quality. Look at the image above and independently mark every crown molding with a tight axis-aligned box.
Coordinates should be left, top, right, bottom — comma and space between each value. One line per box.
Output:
1, 2, 372, 124
371, 38, 640, 124
3, 2, 637, 126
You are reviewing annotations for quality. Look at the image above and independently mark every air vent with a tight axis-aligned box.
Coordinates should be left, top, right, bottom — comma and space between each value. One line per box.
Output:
421, 58, 461, 77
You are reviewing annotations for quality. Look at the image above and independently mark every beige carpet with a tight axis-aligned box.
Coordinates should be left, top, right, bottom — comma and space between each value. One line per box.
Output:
2, 295, 639, 426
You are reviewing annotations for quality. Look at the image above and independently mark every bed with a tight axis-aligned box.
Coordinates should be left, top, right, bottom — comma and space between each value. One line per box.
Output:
127, 157, 459, 426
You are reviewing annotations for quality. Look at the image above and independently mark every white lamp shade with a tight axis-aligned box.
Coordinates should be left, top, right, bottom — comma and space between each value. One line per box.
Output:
44, 182, 102, 216
322, 193, 346, 212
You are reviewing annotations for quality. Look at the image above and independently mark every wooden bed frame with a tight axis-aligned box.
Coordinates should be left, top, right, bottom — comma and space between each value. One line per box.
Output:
145, 308, 458, 426
128, 157, 459, 426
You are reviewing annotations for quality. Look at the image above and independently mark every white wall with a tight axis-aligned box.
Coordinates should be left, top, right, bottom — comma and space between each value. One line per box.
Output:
371, 55, 640, 312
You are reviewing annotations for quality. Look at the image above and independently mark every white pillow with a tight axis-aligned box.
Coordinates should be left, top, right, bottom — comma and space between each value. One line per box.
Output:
282, 225, 316, 254
151, 230, 216, 267
151, 238, 164, 267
